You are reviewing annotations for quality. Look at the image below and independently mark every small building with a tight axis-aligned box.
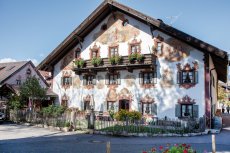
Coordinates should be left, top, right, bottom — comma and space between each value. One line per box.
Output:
0, 61, 51, 111
37, 0, 229, 128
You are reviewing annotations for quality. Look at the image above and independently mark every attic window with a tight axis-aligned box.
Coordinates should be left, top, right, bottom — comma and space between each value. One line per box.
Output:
122, 19, 129, 26
101, 24, 107, 30
26, 68, 31, 75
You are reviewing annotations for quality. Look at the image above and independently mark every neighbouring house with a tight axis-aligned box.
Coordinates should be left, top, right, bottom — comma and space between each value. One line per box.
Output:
0, 61, 54, 112
37, 0, 229, 128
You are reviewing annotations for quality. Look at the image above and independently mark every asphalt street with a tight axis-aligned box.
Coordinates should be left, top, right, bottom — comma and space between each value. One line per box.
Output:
0, 123, 230, 153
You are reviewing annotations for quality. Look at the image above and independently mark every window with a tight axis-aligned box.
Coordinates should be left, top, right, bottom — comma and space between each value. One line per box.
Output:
109, 46, 118, 57
156, 42, 162, 54
84, 101, 90, 111
142, 103, 152, 114
83, 75, 96, 85
61, 100, 68, 107
105, 73, 120, 85
16, 80, 21, 85
75, 48, 81, 59
212, 75, 215, 87
130, 44, 140, 54
92, 50, 98, 58
175, 104, 198, 118
139, 71, 157, 84
177, 70, 198, 84
61, 77, 72, 86
107, 102, 114, 111
181, 104, 193, 117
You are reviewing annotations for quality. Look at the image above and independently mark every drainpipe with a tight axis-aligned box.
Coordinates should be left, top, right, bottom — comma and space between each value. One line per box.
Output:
210, 67, 215, 129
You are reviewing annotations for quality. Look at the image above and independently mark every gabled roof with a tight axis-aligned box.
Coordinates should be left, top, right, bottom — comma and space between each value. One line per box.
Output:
0, 61, 49, 87
0, 61, 28, 84
37, 0, 229, 82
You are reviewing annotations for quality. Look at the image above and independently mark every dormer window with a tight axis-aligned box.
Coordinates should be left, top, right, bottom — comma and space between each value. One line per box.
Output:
16, 75, 21, 85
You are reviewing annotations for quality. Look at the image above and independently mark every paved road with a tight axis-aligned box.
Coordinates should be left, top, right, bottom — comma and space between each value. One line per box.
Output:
0, 123, 230, 153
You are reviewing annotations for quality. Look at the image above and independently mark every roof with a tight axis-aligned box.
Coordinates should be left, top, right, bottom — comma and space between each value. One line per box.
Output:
0, 61, 28, 84
37, 0, 229, 82
0, 61, 49, 87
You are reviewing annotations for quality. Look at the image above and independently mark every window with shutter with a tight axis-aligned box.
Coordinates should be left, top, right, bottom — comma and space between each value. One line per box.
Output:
105, 74, 109, 85
193, 105, 199, 118
83, 76, 86, 85
92, 75, 96, 85
175, 104, 181, 118
106, 73, 120, 85
139, 71, 157, 85
139, 73, 143, 84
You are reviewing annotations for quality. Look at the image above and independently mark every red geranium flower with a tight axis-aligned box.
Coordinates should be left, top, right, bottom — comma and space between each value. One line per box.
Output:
151, 147, 156, 152
183, 149, 188, 153
159, 146, 163, 150
182, 144, 187, 147
142, 151, 147, 153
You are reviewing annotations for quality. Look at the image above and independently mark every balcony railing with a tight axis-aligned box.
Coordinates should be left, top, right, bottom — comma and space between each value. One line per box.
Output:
73, 54, 156, 74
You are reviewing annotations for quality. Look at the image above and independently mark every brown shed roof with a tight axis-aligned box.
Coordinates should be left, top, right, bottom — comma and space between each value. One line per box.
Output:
37, 0, 229, 82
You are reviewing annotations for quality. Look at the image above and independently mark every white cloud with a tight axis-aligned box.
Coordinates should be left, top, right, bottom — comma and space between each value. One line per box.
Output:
26, 58, 38, 66
0, 58, 39, 66
0, 58, 17, 63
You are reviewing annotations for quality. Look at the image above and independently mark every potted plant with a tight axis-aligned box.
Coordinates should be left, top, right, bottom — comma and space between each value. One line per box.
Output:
136, 54, 144, 63
74, 58, 85, 68
128, 53, 136, 63
109, 56, 116, 65
91, 57, 102, 66
114, 55, 122, 64
95, 57, 102, 66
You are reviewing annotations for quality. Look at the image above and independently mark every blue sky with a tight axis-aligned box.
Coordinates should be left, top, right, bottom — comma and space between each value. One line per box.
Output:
0, 0, 230, 65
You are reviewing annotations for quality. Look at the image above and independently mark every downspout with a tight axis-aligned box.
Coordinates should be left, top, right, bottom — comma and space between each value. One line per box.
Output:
210, 67, 216, 128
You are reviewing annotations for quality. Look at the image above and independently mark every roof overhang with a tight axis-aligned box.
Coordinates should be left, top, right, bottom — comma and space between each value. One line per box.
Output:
37, 0, 229, 82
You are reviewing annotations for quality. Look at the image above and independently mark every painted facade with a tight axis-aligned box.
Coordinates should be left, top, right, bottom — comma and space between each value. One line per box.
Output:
38, 1, 228, 126
51, 12, 210, 119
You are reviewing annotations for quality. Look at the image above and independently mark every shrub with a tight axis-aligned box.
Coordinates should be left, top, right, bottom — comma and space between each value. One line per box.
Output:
115, 110, 142, 121
41, 105, 65, 117
128, 111, 142, 122
64, 121, 70, 127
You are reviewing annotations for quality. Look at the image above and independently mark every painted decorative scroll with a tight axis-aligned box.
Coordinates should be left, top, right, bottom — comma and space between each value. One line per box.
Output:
93, 12, 140, 45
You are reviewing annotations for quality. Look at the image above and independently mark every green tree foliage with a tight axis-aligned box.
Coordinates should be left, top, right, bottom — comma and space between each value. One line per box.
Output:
19, 76, 47, 110
115, 109, 142, 121
41, 105, 65, 117
218, 85, 228, 105
8, 94, 22, 110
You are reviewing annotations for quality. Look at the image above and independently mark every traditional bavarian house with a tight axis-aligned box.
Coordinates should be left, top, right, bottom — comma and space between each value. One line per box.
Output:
37, 0, 229, 128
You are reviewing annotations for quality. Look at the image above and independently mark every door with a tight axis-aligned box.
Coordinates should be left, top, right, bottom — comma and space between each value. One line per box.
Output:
119, 99, 129, 111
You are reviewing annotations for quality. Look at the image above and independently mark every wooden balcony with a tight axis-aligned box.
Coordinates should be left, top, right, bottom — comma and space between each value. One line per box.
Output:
73, 54, 156, 74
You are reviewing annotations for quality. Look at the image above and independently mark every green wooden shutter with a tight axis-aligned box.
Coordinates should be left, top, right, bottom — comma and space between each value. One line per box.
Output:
177, 71, 182, 84
138, 103, 142, 114
139, 72, 143, 84
193, 105, 199, 118
92, 75, 96, 85
152, 71, 157, 84
83, 76, 86, 85
61, 77, 63, 86
151, 103, 157, 116
175, 104, 181, 117
69, 77, 72, 85
117, 73, 121, 85
194, 71, 198, 83
105, 73, 109, 85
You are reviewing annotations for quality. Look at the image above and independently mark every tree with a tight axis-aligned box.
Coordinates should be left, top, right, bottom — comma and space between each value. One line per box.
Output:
218, 85, 229, 105
19, 76, 47, 111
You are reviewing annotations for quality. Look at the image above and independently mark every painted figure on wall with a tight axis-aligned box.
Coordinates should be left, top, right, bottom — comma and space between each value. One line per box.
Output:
106, 88, 117, 102
160, 68, 174, 87
125, 74, 136, 87
73, 75, 81, 89
153, 36, 191, 62
93, 12, 140, 45
97, 75, 105, 89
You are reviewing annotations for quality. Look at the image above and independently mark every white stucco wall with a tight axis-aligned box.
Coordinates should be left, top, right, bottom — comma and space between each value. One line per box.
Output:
52, 12, 206, 119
